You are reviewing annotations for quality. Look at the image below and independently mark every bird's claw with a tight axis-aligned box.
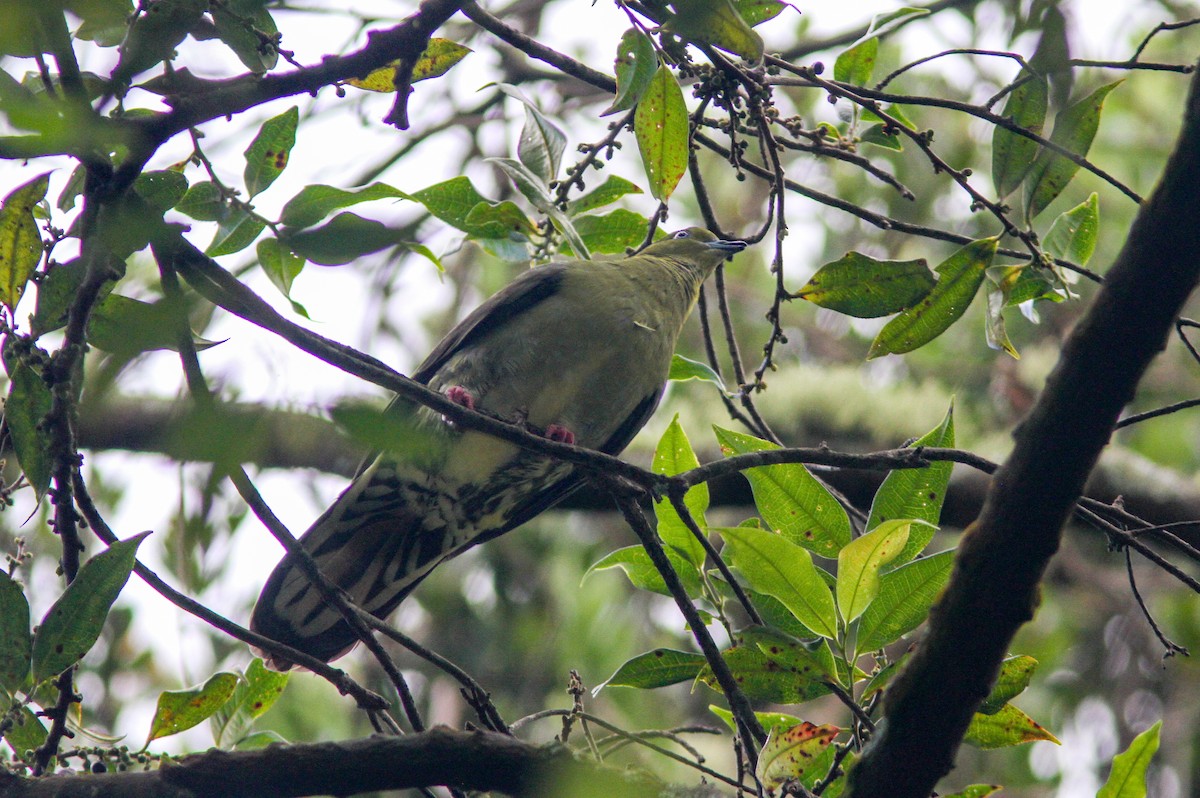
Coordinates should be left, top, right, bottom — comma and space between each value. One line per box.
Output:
445, 385, 476, 410
545, 424, 575, 445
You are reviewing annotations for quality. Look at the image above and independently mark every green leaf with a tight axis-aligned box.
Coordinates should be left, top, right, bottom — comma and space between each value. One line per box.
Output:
206, 208, 266, 257
1024, 81, 1122, 221
0, 172, 50, 313
732, 0, 791, 26
665, 0, 764, 62
3, 704, 48, 758
709, 705, 805, 735
836, 519, 912, 624
281, 212, 406, 266
280, 182, 412, 229
176, 181, 226, 221
584, 545, 703, 598
714, 426, 851, 557
232, 730, 288, 750
868, 237, 998, 358
566, 176, 643, 216
834, 37, 877, 86
757, 720, 840, 791
595, 648, 706, 691
855, 549, 954, 652
569, 210, 655, 255
669, 353, 727, 393
70, 0, 135, 47
700, 627, 834, 702
31, 532, 150, 684
504, 86, 567, 184
346, 38, 472, 91
964, 703, 1059, 749
603, 29, 658, 116
1043, 192, 1098, 266
635, 65, 689, 202
210, 658, 289, 749
653, 416, 708, 566
990, 263, 1062, 308
710, 573, 816, 639
979, 655, 1038, 714
942, 786, 1002, 798
4, 359, 53, 495
992, 72, 1048, 198
145, 672, 239, 747
866, 404, 954, 552
488, 157, 589, 258
89, 294, 219, 356
111, 0, 207, 85
212, 0, 279, 73
0, 571, 31, 691
1097, 721, 1161, 798
795, 252, 934, 318
834, 8, 928, 86
328, 402, 445, 464
256, 237, 307, 314
243, 106, 298, 198
133, 170, 189, 213
413, 176, 534, 240
718, 526, 838, 638
462, 201, 536, 242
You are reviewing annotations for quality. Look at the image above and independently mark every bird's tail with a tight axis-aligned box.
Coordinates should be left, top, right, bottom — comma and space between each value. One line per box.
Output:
250, 459, 451, 669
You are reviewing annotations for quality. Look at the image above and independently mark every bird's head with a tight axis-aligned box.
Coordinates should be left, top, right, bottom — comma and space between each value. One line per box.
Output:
640, 227, 747, 280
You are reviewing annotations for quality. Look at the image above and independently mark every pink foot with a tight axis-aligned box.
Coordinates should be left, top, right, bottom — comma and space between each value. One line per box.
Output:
545, 424, 576, 445
445, 385, 475, 410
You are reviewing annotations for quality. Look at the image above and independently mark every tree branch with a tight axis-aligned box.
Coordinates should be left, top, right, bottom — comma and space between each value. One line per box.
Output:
2, 728, 712, 798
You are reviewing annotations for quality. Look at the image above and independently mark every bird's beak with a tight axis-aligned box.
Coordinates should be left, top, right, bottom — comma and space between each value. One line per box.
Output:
706, 239, 747, 259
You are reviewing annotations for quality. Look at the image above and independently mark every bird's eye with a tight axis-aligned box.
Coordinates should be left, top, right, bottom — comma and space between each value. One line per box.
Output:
672, 230, 691, 239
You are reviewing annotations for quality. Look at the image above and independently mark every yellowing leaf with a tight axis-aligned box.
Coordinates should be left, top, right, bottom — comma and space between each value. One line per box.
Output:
964, 703, 1059, 749
835, 519, 912, 623
346, 39, 471, 92
757, 721, 840, 790
0, 172, 50, 313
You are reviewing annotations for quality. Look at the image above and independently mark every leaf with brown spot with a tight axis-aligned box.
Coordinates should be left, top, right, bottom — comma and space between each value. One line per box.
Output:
964, 703, 1059, 749
31, 532, 150, 684
595, 648, 707, 692
243, 106, 298, 198
145, 672, 239, 748
210, 658, 290, 749
635, 65, 689, 202
757, 719, 841, 790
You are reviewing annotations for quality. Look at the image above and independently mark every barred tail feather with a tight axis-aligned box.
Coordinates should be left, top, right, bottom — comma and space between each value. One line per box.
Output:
250, 464, 453, 669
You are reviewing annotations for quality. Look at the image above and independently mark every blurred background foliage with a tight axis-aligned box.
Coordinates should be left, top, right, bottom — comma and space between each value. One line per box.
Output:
4, 0, 1200, 795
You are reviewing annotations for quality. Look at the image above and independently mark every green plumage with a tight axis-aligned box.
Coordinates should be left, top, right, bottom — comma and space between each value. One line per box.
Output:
251, 227, 745, 668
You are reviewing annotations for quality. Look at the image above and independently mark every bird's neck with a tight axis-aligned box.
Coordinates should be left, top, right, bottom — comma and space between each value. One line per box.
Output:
629, 256, 706, 330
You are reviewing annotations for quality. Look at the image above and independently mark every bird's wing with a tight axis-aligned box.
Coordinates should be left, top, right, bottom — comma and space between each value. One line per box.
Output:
413, 261, 570, 383
348, 262, 572, 480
